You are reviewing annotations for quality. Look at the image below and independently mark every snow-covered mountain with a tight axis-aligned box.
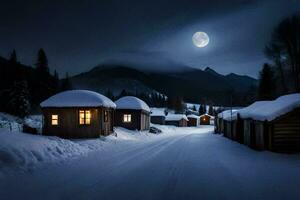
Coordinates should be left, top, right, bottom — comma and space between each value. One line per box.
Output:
70, 65, 257, 105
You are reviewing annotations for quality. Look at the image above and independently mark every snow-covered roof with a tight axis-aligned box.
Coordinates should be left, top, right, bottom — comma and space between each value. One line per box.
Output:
187, 114, 200, 119
115, 96, 150, 112
238, 101, 270, 120
165, 114, 188, 121
200, 114, 214, 118
218, 110, 239, 121
239, 93, 300, 121
150, 108, 166, 117
40, 90, 116, 108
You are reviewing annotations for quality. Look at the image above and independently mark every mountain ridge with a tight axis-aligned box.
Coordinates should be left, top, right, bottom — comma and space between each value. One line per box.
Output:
71, 64, 257, 105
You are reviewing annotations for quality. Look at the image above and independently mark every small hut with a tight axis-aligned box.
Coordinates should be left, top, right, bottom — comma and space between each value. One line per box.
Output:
200, 114, 212, 125
150, 108, 166, 125
187, 114, 199, 126
165, 114, 188, 127
114, 96, 150, 130
239, 94, 300, 152
40, 90, 116, 138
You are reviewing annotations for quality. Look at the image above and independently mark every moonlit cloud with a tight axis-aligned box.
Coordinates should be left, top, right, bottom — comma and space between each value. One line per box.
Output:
0, 0, 299, 77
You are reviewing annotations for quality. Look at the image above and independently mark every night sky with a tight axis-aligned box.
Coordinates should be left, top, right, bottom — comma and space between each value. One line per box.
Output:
1, 0, 300, 78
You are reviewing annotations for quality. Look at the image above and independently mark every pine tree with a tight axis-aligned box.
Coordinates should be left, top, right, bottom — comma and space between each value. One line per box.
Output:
258, 63, 275, 100
119, 89, 128, 98
53, 70, 60, 92
174, 97, 184, 114
198, 104, 206, 115
9, 49, 17, 63
208, 105, 214, 115
61, 72, 72, 91
192, 105, 197, 111
35, 48, 49, 74
105, 89, 114, 101
8, 80, 30, 118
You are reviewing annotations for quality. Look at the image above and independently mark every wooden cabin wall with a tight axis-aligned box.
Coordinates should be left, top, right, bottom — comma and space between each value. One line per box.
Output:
243, 120, 251, 146
42, 107, 102, 138
101, 108, 114, 136
165, 120, 179, 127
150, 116, 165, 125
115, 109, 150, 131
187, 118, 197, 126
253, 121, 266, 150
180, 119, 188, 127
140, 111, 150, 130
270, 108, 300, 152
236, 116, 244, 143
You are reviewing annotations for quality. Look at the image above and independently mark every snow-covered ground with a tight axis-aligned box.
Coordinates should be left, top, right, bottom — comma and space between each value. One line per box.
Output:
1, 123, 300, 199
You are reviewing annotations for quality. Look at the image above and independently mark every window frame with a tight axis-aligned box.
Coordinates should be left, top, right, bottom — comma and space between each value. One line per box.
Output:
79, 110, 91, 125
51, 114, 59, 126
123, 114, 132, 123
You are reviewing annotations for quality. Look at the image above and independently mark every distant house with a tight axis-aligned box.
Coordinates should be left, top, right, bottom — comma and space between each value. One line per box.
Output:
200, 114, 213, 125
150, 108, 166, 125
165, 114, 188, 127
114, 96, 150, 130
187, 114, 199, 126
40, 90, 116, 138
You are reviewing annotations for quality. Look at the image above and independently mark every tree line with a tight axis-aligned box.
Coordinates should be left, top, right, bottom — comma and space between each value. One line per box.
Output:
0, 48, 72, 118
258, 15, 300, 100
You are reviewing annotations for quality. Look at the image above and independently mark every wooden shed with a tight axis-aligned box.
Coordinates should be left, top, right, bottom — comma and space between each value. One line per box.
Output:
40, 90, 116, 138
200, 114, 212, 125
114, 96, 150, 131
165, 114, 188, 127
239, 94, 300, 152
150, 108, 166, 125
187, 114, 199, 126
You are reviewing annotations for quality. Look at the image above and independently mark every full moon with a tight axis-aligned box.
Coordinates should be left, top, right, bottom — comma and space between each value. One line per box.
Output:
192, 32, 209, 48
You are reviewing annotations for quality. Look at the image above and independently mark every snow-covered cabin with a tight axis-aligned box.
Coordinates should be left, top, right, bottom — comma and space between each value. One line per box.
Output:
218, 94, 300, 152
165, 114, 188, 127
187, 114, 199, 126
239, 94, 300, 152
150, 108, 166, 125
215, 109, 239, 134
114, 96, 150, 130
200, 114, 213, 125
40, 90, 116, 138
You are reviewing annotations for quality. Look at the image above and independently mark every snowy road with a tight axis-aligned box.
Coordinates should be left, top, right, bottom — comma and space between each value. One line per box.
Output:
1, 126, 300, 200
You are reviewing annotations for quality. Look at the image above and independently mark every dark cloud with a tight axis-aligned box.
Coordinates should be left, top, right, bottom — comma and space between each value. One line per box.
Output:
0, 0, 299, 77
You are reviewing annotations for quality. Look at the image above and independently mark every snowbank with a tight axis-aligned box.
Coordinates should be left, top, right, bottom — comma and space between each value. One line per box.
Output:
0, 126, 161, 172
165, 114, 188, 121
40, 90, 116, 108
239, 93, 300, 121
0, 128, 93, 172
115, 96, 150, 112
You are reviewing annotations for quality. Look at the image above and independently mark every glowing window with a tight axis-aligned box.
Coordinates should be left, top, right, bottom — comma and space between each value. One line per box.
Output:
79, 110, 91, 125
123, 114, 131, 123
51, 115, 58, 125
